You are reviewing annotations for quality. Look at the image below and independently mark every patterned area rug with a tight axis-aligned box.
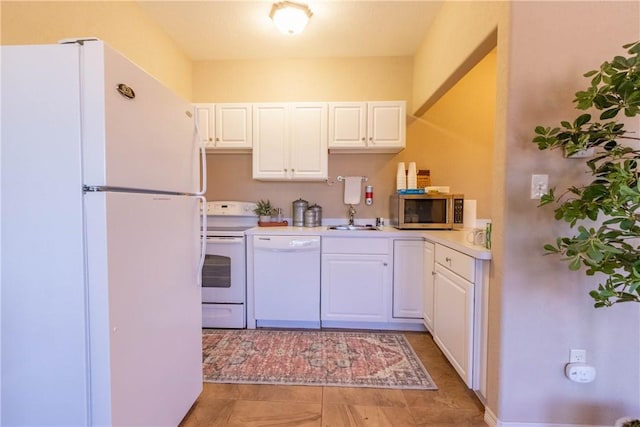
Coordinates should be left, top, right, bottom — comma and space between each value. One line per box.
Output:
202, 329, 437, 390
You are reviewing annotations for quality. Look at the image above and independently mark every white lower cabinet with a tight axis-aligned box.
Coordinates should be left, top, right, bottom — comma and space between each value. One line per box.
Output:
433, 262, 474, 387
429, 242, 489, 400
422, 241, 435, 332
321, 254, 389, 322
392, 239, 424, 318
321, 237, 391, 325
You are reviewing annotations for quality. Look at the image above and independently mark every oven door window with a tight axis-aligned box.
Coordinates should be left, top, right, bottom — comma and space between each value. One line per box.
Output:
202, 254, 231, 288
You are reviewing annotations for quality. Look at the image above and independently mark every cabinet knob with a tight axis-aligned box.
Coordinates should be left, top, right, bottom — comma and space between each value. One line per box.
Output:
432, 271, 437, 276
361, 137, 366, 141
215, 137, 220, 142
445, 257, 452, 263
208, 137, 213, 142
369, 137, 373, 141
383, 262, 388, 266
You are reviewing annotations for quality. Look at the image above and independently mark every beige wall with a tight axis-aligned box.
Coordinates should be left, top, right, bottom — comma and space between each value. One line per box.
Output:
500, 1, 640, 423
411, 1, 502, 116
193, 57, 412, 104
0, 1, 192, 100
406, 49, 496, 220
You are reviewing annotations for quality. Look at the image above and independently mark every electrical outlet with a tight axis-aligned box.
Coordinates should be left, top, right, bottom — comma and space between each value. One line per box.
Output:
565, 363, 596, 383
570, 349, 587, 363
531, 174, 549, 199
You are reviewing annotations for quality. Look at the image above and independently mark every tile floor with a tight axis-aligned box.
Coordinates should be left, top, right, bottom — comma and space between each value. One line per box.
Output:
179, 331, 487, 426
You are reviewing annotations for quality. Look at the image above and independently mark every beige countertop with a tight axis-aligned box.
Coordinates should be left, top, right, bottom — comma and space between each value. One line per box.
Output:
245, 225, 491, 260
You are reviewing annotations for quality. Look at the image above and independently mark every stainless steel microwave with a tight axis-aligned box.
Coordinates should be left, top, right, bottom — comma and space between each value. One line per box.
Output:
389, 193, 464, 230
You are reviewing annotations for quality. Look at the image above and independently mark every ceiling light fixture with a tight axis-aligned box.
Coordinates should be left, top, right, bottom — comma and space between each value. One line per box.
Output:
269, 1, 313, 35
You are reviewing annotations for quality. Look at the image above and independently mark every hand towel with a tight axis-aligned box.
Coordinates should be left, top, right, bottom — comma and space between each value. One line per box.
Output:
343, 176, 362, 205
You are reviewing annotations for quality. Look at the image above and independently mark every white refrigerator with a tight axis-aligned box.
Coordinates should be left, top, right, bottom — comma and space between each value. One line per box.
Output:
1, 40, 205, 426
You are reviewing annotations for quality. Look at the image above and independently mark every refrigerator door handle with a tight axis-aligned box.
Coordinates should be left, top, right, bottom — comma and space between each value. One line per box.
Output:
197, 195, 207, 286
194, 116, 207, 196
197, 144, 207, 196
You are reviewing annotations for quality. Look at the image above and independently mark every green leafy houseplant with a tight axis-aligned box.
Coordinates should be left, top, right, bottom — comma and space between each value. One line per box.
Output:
532, 40, 640, 308
253, 199, 273, 217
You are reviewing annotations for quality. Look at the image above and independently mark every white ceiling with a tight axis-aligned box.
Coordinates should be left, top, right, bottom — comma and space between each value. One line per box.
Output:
136, 1, 443, 61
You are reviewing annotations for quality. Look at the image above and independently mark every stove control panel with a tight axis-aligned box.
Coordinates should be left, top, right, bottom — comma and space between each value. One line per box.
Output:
207, 201, 257, 216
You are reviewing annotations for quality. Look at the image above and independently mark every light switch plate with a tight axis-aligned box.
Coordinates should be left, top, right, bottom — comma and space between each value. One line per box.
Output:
531, 174, 549, 199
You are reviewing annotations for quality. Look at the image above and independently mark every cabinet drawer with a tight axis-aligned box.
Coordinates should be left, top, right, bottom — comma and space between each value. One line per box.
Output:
322, 237, 389, 254
435, 244, 475, 283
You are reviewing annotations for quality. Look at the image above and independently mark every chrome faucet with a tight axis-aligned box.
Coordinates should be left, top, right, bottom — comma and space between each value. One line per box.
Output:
347, 204, 357, 225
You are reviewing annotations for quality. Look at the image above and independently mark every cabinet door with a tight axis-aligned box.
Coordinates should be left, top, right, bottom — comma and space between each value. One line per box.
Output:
321, 253, 390, 322
392, 240, 424, 319
214, 103, 252, 150
433, 263, 474, 387
422, 241, 435, 331
252, 103, 287, 179
328, 102, 367, 149
367, 101, 405, 150
194, 103, 215, 149
290, 103, 328, 180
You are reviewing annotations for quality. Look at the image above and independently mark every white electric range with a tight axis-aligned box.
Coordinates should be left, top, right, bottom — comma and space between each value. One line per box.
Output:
202, 201, 257, 328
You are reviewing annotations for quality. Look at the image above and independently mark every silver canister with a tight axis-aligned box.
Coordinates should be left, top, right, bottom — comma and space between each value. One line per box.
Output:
292, 198, 308, 227
309, 204, 322, 226
304, 208, 316, 227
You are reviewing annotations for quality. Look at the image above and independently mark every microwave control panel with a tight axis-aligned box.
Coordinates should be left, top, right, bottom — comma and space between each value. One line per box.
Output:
453, 199, 464, 224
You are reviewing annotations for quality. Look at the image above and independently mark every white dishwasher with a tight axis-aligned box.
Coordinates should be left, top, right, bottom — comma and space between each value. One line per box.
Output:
253, 235, 321, 328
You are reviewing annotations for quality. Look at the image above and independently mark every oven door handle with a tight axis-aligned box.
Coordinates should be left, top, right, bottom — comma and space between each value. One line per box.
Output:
206, 237, 245, 244
197, 196, 207, 286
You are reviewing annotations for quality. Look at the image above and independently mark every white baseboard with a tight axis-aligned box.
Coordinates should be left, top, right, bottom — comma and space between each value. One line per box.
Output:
484, 407, 611, 427
485, 407, 498, 427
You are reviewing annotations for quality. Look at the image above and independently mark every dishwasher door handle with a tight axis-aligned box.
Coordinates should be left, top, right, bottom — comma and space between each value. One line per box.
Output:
253, 236, 320, 251
255, 246, 318, 253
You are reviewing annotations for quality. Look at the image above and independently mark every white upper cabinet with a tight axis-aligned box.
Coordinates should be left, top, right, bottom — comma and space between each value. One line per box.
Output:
193, 103, 252, 152
214, 103, 252, 151
328, 102, 367, 149
194, 103, 215, 149
252, 103, 328, 181
328, 101, 406, 153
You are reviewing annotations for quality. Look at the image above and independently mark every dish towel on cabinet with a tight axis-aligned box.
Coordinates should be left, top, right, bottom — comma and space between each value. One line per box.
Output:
343, 176, 362, 205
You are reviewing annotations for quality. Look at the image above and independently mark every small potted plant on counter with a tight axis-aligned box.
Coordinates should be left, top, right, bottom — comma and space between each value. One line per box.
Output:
254, 199, 273, 224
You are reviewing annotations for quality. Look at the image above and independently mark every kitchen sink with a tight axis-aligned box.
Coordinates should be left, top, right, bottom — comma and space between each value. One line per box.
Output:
327, 225, 379, 231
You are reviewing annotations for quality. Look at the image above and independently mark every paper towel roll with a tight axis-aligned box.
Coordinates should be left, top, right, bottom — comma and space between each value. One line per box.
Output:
343, 176, 362, 205
463, 199, 477, 229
